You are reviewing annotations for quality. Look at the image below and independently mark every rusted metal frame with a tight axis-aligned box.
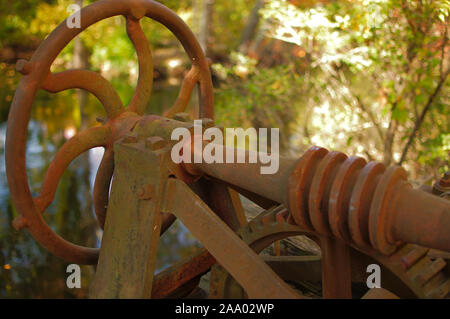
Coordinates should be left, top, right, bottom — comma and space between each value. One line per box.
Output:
162, 177, 302, 299
184, 145, 450, 253
126, 16, 153, 115
90, 139, 168, 298
93, 157, 175, 236
151, 249, 215, 298
127, 117, 245, 234
41, 70, 124, 119
184, 145, 297, 204
134, 117, 246, 231
159, 212, 177, 235
211, 256, 322, 299
228, 187, 248, 227
188, 179, 243, 232
351, 244, 450, 298
209, 207, 314, 298
6, 0, 214, 265
92, 112, 144, 229
208, 205, 446, 298
133, 115, 194, 141
222, 181, 279, 209
385, 180, 450, 253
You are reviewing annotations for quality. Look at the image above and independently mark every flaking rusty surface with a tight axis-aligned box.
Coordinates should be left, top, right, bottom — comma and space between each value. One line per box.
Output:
5, 0, 450, 299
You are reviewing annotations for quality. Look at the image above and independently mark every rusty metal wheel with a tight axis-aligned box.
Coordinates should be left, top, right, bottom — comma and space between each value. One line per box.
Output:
209, 206, 450, 298
6, 0, 213, 265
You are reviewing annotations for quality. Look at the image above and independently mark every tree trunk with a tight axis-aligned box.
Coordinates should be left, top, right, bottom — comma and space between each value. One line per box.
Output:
239, 0, 266, 53
198, 0, 214, 57
73, 0, 89, 130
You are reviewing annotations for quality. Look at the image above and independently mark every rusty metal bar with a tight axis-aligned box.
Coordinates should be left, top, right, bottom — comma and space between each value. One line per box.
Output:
33, 126, 111, 214
151, 249, 215, 298
389, 185, 450, 252
320, 237, 352, 298
184, 145, 297, 204
162, 178, 302, 299
163, 65, 200, 118
126, 16, 153, 114
184, 144, 450, 254
41, 70, 124, 119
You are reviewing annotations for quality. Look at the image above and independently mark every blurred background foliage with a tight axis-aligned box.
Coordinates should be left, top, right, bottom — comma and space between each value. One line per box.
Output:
0, 0, 448, 297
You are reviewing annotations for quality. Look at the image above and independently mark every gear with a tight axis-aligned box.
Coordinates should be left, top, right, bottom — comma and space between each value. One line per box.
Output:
209, 206, 450, 298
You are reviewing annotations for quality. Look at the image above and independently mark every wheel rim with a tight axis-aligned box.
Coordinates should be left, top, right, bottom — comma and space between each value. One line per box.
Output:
6, 0, 213, 265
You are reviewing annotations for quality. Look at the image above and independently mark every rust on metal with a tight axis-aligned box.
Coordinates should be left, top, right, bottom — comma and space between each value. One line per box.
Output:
5, 0, 450, 299
6, 0, 214, 265
151, 249, 215, 299
184, 144, 450, 253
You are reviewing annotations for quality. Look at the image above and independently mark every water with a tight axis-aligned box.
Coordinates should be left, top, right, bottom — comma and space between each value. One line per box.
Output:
0, 66, 201, 298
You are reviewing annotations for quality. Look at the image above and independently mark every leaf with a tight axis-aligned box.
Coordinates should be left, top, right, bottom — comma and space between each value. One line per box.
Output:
415, 94, 427, 104
346, 136, 353, 146
392, 107, 408, 123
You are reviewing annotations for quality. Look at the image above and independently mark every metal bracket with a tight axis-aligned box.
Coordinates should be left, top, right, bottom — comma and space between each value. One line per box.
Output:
90, 136, 300, 298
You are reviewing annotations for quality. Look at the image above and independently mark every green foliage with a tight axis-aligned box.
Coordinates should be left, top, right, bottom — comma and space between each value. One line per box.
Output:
0, 0, 57, 46
214, 53, 303, 150
214, 0, 449, 178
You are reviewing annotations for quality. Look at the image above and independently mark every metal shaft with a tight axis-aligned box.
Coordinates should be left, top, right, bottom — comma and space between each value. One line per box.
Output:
185, 144, 450, 254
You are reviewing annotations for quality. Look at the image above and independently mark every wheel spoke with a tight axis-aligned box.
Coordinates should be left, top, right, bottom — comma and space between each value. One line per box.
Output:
34, 126, 111, 213
126, 16, 153, 114
163, 65, 200, 118
41, 69, 124, 119
93, 148, 114, 229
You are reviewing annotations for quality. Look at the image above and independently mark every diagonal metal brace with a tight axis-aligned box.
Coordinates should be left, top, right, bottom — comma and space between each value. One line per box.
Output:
161, 177, 302, 299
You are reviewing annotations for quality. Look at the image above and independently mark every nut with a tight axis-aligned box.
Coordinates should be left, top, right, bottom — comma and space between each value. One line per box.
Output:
138, 184, 154, 200
12, 216, 28, 230
16, 59, 32, 75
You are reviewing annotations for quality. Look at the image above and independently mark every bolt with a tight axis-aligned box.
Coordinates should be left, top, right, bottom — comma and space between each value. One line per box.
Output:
16, 59, 32, 75
12, 216, 28, 231
439, 171, 450, 187
146, 136, 166, 151
122, 134, 139, 144
138, 184, 154, 200
173, 112, 191, 122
